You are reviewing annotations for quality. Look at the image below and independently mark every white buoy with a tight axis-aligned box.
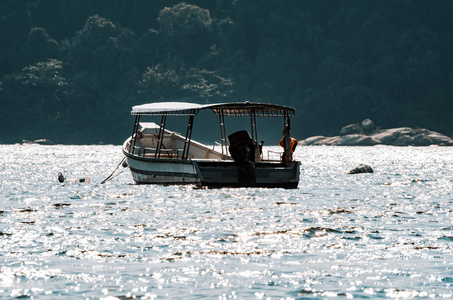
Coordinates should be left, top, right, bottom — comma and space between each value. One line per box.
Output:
75, 177, 91, 184
58, 172, 90, 184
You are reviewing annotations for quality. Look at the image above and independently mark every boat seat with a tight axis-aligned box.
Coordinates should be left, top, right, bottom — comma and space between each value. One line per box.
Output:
176, 149, 184, 158
133, 145, 141, 155
143, 147, 156, 156
160, 148, 173, 157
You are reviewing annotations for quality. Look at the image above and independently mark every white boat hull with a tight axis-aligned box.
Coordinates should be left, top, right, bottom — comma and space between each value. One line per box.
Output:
124, 153, 299, 188
126, 155, 201, 185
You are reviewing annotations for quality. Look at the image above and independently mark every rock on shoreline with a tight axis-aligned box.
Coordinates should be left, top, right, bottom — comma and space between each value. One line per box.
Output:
301, 119, 453, 146
21, 139, 53, 145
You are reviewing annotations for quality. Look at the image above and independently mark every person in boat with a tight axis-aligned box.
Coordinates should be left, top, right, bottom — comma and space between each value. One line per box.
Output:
279, 125, 298, 162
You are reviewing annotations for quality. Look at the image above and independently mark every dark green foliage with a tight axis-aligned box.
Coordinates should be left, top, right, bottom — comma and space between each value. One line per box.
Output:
25, 27, 59, 66
1, 60, 67, 141
1, 0, 453, 144
138, 64, 234, 102
158, 3, 213, 63
63, 15, 135, 75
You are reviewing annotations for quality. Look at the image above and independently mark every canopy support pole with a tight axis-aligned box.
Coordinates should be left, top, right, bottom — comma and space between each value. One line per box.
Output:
218, 112, 227, 155
129, 115, 141, 154
155, 114, 167, 158
251, 111, 260, 160
182, 115, 194, 160
250, 111, 258, 145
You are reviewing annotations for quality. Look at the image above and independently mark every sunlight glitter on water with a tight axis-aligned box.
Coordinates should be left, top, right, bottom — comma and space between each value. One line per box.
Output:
1, 145, 453, 298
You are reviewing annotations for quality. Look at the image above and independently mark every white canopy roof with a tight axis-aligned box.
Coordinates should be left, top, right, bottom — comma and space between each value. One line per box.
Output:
131, 101, 295, 117
131, 102, 203, 116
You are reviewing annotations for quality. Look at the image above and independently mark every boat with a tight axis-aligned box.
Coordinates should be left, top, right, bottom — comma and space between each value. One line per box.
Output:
122, 101, 300, 188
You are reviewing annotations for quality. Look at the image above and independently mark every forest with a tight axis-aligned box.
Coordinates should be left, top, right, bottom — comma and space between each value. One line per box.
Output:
1, 0, 453, 144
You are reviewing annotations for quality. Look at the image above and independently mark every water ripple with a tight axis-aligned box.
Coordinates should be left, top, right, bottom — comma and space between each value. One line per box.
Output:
1, 145, 453, 298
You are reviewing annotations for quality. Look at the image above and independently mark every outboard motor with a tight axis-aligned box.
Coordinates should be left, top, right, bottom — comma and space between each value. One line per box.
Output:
228, 131, 256, 185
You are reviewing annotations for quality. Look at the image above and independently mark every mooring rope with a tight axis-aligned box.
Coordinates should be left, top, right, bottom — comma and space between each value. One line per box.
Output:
101, 156, 127, 184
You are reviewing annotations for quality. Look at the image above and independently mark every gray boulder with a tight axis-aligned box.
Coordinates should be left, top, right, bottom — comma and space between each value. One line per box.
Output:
300, 123, 453, 146
348, 164, 374, 174
339, 124, 363, 136
374, 131, 397, 145
337, 134, 381, 146
394, 135, 415, 146
426, 132, 453, 146
34, 138, 53, 145
414, 134, 432, 146
361, 119, 375, 133
302, 136, 328, 146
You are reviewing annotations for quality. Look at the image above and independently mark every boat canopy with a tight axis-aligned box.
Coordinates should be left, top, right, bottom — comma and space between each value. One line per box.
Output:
131, 102, 202, 116
131, 101, 295, 117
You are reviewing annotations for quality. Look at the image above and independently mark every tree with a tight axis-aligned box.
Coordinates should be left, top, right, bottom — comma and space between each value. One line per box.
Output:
157, 2, 213, 63
63, 15, 135, 76
0, 59, 67, 142
138, 64, 234, 101
24, 27, 59, 65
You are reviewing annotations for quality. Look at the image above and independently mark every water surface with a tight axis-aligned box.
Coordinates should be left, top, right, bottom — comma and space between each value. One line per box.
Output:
1, 145, 453, 299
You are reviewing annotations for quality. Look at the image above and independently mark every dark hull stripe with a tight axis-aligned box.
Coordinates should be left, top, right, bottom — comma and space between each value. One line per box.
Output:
129, 167, 199, 179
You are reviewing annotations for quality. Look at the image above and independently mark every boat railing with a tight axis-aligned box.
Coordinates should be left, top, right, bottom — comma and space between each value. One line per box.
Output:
266, 150, 284, 161
139, 146, 183, 159
126, 140, 186, 159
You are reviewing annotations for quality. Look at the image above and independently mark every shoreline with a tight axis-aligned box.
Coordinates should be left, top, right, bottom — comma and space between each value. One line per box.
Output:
300, 119, 453, 146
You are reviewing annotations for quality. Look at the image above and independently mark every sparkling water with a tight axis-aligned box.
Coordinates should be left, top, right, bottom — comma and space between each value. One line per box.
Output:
1, 145, 453, 299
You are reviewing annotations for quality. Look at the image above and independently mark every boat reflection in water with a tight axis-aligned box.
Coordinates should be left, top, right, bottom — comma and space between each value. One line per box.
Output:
122, 101, 300, 188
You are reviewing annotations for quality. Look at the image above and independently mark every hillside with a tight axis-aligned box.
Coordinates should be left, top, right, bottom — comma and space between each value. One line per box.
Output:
1, 0, 452, 144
